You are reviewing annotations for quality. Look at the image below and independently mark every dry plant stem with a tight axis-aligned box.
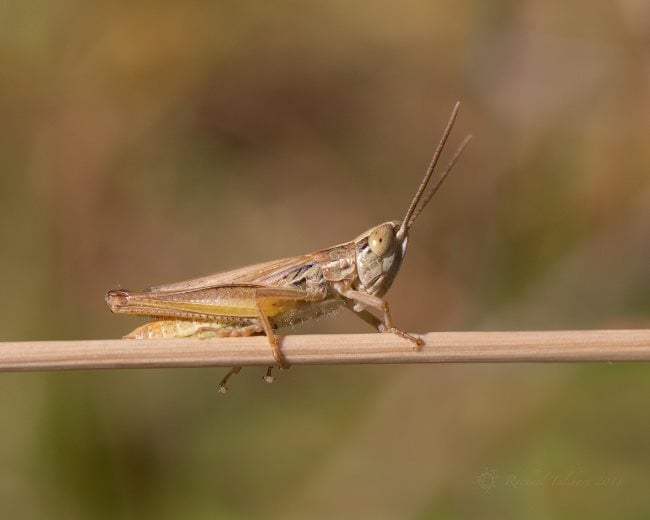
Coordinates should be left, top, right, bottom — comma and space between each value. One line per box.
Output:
0, 330, 650, 372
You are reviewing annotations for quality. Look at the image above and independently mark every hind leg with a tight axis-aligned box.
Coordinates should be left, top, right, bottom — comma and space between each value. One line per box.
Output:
217, 367, 242, 393
195, 323, 265, 392
124, 320, 266, 392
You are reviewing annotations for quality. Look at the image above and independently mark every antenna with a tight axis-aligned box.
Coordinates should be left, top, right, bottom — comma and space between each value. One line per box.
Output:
397, 101, 461, 241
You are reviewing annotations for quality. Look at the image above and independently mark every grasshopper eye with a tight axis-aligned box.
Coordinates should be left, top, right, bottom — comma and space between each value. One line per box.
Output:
369, 225, 394, 257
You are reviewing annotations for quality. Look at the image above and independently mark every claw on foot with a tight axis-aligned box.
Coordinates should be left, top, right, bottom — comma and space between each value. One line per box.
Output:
218, 366, 242, 394
381, 326, 423, 350
263, 366, 275, 384
408, 334, 424, 351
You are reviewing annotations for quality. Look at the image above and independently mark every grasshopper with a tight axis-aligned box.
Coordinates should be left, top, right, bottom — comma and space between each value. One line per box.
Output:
106, 102, 471, 391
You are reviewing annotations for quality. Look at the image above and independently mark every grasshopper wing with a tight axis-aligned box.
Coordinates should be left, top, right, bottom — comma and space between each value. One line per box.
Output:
149, 254, 315, 293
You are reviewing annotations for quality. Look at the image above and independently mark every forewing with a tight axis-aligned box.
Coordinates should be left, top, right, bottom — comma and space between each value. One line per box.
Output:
149, 254, 314, 293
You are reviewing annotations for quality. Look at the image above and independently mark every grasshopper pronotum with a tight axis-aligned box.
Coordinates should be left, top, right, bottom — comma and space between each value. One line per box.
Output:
106, 102, 471, 391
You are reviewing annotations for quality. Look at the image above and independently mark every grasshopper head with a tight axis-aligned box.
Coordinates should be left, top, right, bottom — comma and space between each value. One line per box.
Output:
353, 102, 472, 297
354, 221, 406, 296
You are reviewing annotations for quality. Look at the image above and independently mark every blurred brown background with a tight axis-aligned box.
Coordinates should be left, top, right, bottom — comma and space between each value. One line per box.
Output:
1, 1, 649, 518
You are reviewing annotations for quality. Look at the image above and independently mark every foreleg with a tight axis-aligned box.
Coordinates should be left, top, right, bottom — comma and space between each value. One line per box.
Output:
338, 288, 423, 348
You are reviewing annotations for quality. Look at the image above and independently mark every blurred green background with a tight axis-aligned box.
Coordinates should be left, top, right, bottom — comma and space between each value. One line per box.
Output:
1, 1, 649, 518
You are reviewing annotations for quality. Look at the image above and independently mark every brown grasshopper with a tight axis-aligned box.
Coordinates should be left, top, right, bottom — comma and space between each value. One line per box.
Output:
106, 102, 471, 391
